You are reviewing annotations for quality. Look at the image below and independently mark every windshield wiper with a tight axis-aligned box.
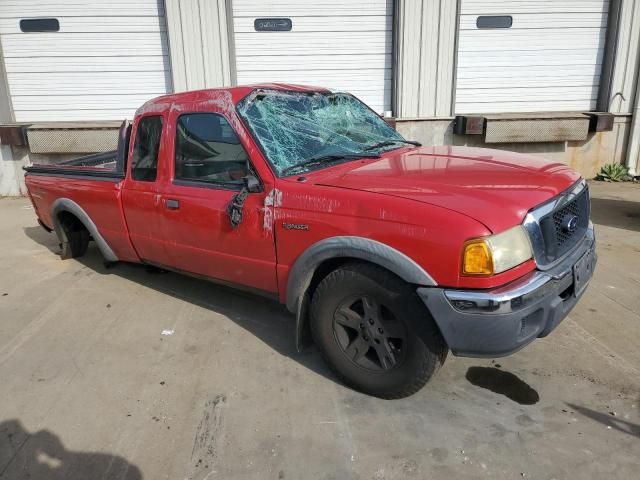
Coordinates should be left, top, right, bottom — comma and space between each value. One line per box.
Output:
281, 153, 380, 176
363, 139, 422, 152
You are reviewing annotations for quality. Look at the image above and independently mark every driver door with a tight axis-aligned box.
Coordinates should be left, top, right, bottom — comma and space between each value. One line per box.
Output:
157, 110, 278, 294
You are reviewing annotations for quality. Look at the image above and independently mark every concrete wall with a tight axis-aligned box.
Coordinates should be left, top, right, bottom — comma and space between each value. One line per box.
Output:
396, 115, 632, 179
164, 0, 233, 92
0, 146, 30, 196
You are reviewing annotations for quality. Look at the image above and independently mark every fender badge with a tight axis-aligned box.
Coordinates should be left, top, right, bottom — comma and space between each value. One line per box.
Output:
282, 222, 309, 231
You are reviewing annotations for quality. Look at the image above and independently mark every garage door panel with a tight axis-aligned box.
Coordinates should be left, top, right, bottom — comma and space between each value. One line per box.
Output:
457, 101, 599, 113
237, 73, 391, 92
8, 72, 170, 95
233, 0, 392, 112
459, 13, 607, 30
0, 0, 165, 17
232, 0, 392, 17
457, 75, 601, 90
2, 33, 169, 57
4, 56, 169, 73
458, 66, 602, 79
233, 15, 391, 33
12, 109, 146, 122
0, 16, 166, 34
455, 0, 608, 113
459, 0, 608, 14
12, 94, 167, 111
457, 86, 599, 102
234, 31, 392, 55
236, 54, 392, 71
458, 29, 605, 51
1, 0, 171, 122
457, 50, 604, 67
458, 65, 600, 83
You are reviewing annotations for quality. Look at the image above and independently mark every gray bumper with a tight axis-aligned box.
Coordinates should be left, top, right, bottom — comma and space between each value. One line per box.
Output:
417, 226, 596, 358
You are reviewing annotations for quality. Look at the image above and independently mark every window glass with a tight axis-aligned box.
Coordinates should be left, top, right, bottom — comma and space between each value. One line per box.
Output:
131, 116, 163, 181
476, 16, 513, 29
20, 18, 60, 32
237, 91, 405, 176
175, 113, 249, 186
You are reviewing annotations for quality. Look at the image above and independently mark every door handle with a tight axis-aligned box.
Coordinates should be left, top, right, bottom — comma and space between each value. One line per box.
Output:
165, 199, 180, 210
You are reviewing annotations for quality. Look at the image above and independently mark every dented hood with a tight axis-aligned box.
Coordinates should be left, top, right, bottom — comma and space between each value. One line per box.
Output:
313, 146, 581, 233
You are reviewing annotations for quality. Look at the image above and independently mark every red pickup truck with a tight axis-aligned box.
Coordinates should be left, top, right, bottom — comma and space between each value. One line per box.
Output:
25, 84, 596, 398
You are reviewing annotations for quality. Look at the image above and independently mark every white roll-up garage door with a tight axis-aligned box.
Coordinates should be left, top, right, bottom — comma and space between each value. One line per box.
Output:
455, 0, 609, 113
0, 0, 171, 122
232, 0, 393, 113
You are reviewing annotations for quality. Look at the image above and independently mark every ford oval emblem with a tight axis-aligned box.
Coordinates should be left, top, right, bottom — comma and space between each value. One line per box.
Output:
562, 215, 579, 233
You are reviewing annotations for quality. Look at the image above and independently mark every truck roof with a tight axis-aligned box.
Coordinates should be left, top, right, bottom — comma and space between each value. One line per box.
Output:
135, 83, 332, 116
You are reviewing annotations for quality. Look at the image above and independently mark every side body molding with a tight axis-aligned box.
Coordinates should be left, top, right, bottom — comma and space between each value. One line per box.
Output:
286, 236, 437, 351
51, 198, 119, 263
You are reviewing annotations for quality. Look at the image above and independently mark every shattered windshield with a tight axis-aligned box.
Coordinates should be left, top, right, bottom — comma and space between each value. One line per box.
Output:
236, 91, 408, 176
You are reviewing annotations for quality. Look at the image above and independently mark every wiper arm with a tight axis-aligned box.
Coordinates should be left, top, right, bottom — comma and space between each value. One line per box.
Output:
281, 153, 380, 176
363, 139, 422, 151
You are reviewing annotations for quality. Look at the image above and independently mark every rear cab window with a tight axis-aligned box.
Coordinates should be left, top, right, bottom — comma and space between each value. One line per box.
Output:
131, 115, 163, 181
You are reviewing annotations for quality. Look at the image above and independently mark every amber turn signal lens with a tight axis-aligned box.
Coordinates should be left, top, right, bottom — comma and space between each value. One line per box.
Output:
462, 240, 494, 276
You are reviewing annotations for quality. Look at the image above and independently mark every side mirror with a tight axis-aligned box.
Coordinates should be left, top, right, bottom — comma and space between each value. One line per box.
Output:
243, 174, 262, 193
228, 174, 262, 229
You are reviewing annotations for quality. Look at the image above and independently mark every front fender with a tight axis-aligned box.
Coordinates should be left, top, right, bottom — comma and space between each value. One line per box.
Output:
285, 236, 437, 351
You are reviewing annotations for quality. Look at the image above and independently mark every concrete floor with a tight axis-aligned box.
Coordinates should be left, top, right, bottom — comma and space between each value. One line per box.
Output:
1, 181, 639, 480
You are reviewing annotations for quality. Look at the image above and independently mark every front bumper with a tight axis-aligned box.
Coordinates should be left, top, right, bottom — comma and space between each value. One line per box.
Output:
417, 225, 596, 357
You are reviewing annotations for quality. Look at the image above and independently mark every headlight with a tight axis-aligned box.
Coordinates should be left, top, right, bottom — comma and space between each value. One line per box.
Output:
462, 225, 532, 276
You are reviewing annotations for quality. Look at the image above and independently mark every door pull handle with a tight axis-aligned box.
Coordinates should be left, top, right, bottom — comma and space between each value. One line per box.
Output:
165, 199, 180, 210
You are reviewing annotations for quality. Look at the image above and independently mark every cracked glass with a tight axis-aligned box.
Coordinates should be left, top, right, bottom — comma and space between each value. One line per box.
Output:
237, 91, 407, 176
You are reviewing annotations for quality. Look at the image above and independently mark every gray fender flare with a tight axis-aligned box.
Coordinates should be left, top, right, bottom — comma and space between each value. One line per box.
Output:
286, 236, 437, 351
51, 198, 119, 263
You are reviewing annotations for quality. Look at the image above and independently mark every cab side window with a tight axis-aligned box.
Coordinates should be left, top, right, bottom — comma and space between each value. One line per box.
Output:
131, 115, 163, 181
175, 113, 249, 187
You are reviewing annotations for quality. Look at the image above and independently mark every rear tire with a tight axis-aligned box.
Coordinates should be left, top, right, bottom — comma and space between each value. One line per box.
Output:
310, 262, 447, 399
59, 217, 90, 259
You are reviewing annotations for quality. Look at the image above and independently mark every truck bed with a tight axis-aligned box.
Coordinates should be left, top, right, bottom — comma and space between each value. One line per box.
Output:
24, 150, 123, 180
23, 120, 130, 180
23, 120, 139, 263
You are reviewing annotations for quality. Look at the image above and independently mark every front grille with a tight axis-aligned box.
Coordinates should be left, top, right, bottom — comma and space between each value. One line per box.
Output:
524, 181, 590, 268
550, 187, 589, 250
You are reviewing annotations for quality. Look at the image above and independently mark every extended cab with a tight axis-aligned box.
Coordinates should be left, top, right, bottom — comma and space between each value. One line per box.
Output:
24, 84, 596, 398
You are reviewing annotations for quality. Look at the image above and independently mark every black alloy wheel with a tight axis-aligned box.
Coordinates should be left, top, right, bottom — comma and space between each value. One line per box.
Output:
310, 261, 448, 399
333, 295, 407, 371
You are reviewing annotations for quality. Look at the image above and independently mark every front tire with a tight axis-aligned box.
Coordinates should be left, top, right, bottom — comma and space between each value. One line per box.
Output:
310, 262, 447, 399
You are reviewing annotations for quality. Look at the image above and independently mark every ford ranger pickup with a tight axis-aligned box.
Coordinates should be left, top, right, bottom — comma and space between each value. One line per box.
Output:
24, 84, 596, 398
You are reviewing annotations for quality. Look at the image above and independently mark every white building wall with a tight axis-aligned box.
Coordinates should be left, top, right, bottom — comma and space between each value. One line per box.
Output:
621, 0, 640, 174
1, 0, 639, 192
395, 0, 458, 118
164, 0, 232, 92
608, 0, 640, 114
